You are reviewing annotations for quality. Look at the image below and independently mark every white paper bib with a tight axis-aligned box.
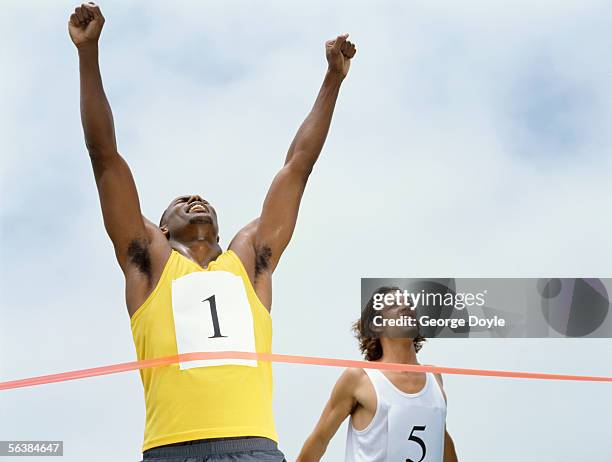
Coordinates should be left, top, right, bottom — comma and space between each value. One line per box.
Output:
171, 270, 257, 369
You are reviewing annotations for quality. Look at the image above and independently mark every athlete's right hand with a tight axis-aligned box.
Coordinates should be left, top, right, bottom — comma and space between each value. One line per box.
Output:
68, 2, 105, 49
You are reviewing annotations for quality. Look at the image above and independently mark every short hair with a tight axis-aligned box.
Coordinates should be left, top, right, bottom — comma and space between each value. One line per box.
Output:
158, 209, 168, 228
353, 286, 425, 361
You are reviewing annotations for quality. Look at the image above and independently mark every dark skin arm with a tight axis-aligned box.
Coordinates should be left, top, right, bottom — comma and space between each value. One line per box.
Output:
230, 35, 357, 309
70, 3, 170, 314
71, 4, 356, 314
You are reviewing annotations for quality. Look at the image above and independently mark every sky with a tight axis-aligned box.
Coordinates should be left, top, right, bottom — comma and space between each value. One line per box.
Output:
1, 0, 611, 461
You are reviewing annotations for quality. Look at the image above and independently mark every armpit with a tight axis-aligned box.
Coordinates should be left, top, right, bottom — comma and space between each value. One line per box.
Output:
255, 244, 272, 278
127, 237, 153, 285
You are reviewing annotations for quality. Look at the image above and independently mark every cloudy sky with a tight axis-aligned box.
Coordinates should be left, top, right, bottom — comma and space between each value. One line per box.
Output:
1, 0, 611, 460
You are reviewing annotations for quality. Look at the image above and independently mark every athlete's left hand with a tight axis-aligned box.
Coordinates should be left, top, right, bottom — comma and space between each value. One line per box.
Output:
326, 34, 357, 78
68, 2, 105, 49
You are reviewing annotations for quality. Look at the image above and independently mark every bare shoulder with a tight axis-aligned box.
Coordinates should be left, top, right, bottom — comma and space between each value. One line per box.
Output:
332, 368, 367, 399
229, 218, 277, 311
338, 367, 369, 392
122, 216, 168, 280
124, 217, 171, 317
342, 367, 367, 383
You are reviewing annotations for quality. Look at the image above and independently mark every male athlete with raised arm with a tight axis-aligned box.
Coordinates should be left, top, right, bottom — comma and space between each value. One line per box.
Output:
297, 287, 458, 462
68, 3, 356, 461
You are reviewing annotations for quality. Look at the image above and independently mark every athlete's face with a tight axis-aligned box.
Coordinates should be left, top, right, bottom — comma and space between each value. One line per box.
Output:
378, 297, 419, 339
161, 194, 219, 240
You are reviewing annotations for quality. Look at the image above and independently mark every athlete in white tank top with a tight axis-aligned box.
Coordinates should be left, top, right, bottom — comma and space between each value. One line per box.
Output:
297, 287, 458, 462
345, 369, 447, 461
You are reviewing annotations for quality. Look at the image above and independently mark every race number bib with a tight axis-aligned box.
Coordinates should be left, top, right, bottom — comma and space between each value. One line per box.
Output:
172, 271, 257, 369
387, 404, 445, 462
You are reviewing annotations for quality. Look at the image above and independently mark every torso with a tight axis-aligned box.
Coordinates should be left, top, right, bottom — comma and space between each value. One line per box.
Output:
346, 367, 447, 462
126, 219, 270, 317
351, 368, 445, 430
129, 243, 278, 451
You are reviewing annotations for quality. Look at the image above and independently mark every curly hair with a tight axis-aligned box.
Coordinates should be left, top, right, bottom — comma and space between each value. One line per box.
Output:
353, 286, 425, 361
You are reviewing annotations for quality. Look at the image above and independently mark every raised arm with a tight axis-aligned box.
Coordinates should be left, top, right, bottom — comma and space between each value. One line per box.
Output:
230, 35, 357, 285
256, 35, 356, 271
69, 3, 150, 274
296, 368, 361, 462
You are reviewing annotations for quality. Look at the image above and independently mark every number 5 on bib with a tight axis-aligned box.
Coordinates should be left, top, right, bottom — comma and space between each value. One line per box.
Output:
171, 271, 258, 369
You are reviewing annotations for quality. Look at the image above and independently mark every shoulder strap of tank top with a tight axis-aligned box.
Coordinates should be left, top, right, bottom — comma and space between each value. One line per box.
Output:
363, 368, 383, 391
427, 372, 447, 405
364, 367, 397, 400
367, 368, 437, 399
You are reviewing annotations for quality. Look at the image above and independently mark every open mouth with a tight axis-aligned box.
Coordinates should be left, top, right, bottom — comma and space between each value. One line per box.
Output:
187, 203, 208, 214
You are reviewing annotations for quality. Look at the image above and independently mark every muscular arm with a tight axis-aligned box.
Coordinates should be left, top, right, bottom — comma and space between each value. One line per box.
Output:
283, 69, 342, 167
255, 68, 343, 271
297, 368, 361, 462
70, 4, 152, 274
78, 39, 116, 156
230, 35, 357, 292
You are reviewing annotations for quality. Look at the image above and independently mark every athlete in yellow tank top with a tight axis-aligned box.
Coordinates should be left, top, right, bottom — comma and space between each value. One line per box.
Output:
69, 3, 357, 461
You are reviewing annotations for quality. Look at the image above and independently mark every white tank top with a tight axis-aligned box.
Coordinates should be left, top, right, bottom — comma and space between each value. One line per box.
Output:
345, 369, 447, 462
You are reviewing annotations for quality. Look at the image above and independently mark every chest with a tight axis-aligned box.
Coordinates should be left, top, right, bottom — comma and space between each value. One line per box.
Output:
357, 372, 427, 411
383, 371, 427, 393
133, 269, 271, 367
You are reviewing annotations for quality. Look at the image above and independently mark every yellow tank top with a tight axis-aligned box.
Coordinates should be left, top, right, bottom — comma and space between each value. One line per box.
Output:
130, 249, 277, 451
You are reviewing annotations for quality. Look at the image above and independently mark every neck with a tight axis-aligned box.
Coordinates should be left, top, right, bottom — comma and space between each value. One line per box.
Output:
170, 238, 222, 269
379, 338, 419, 365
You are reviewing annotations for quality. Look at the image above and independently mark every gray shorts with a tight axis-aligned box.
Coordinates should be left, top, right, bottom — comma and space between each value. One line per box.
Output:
140, 437, 286, 462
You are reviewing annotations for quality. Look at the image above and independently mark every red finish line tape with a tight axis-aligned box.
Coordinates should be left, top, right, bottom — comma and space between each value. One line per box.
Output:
1, 351, 611, 391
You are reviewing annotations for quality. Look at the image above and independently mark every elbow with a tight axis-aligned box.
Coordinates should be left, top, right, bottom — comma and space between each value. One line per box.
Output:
83, 130, 117, 159
86, 145, 120, 175
86, 144, 102, 159
86, 142, 117, 161
85, 141, 105, 157
286, 156, 314, 182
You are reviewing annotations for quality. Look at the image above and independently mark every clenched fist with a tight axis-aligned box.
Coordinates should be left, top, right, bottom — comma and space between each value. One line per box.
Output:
68, 2, 105, 49
325, 34, 357, 78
